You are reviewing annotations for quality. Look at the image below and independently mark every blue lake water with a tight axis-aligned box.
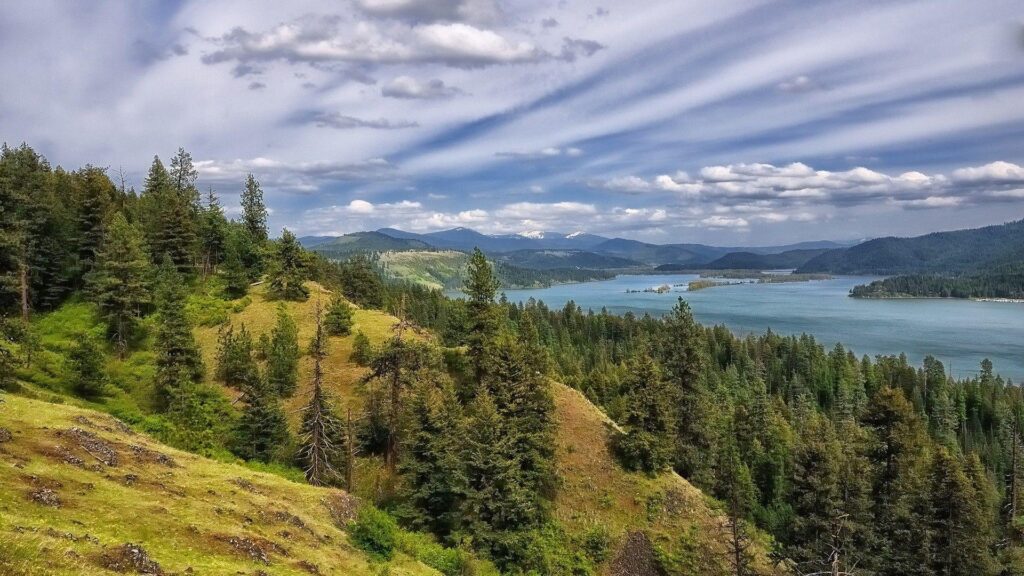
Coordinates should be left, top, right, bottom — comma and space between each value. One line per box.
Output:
499, 274, 1024, 381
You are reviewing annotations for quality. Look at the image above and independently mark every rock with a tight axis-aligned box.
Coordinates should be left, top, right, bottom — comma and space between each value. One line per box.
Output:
0, 427, 12, 443
57, 427, 118, 466
609, 531, 663, 576
29, 488, 61, 507
97, 543, 163, 574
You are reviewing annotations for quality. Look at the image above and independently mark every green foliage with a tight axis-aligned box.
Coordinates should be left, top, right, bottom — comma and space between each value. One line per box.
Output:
267, 229, 309, 301
350, 505, 399, 560
240, 173, 268, 243
851, 263, 1024, 300
463, 248, 498, 383
67, 335, 108, 398
232, 377, 290, 463
325, 296, 355, 336
163, 378, 236, 455
86, 212, 151, 348
153, 257, 204, 408
351, 331, 373, 366
335, 255, 385, 308
215, 323, 259, 388
266, 304, 300, 396
613, 354, 676, 474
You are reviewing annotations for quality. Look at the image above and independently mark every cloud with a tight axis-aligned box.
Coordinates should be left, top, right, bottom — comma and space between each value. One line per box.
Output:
306, 111, 419, 129
195, 156, 396, 192
495, 146, 583, 159
560, 38, 605, 62
202, 16, 554, 70
354, 0, 503, 25
589, 160, 1024, 214
247, 81, 266, 91
776, 75, 821, 93
541, 18, 559, 29
382, 75, 463, 99
702, 215, 749, 229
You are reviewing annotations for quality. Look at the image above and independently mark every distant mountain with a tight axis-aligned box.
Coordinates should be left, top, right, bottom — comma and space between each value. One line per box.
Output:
700, 248, 830, 270
297, 235, 338, 248
311, 231, 432, 257
493, 249, 646, 270
797, 219, 1024, 274
376, 227, 612, 252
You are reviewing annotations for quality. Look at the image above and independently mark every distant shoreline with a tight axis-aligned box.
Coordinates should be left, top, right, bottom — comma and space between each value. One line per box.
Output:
851, 294, 1024, 303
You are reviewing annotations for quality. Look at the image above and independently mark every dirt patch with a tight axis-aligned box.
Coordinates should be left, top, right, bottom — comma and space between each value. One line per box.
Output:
0, 427, 12, 443
323, 492, 359, 528
28, 487, 62, 507
297, 559, 322, 574
610, 531, 663, 576
215, 534, 287, 565
230, 477, 262, 494
129, 444, 176, 468
97, 543, 163, 574
56, 427, 119, 466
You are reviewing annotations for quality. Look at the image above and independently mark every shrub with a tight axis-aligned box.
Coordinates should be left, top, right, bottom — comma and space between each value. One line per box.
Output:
349, 505, 398, 560
351, 331, 372, 366
325, 297, 354, 336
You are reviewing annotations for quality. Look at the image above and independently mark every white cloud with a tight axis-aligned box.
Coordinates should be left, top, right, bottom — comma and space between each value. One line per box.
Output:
382, 75, 463, 99
951, 161, 1024, 183
702, 215, 749, 229
195, 156, 395, 192
495, 146, 584, 160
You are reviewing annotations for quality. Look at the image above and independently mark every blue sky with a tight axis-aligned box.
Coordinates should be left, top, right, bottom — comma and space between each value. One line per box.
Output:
1, 0, 1023, 244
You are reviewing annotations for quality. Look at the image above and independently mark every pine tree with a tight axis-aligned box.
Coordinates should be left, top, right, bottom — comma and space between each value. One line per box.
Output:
324, 296, 354, 336
484, 329, 556, 501
233, 374, 290, 463
221, 232, 250, 298
86, 213, 151, 352
717, 434, 757, 576
298, 302, 346, 485
0, 143, 54, 321
463, 247, 498, 383
68, 335, 107, 399
153, 255, 204, 409
463, 391, 534, 566
169, 147, 200, 213
198, 189, 227, 278
267, 229, 308, 301
351, 331, 373, 366
241, 173, 268, 243
141, 156, 196, 273
215, 323, 259, 388
929, 448, 998, 576
266, 304, 300, 397
401, 379, 467, 539
73, 166, 116, 278
614, 353, 677, 474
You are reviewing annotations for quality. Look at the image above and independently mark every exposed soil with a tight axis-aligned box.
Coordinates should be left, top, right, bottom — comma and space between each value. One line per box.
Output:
56, 427, 119, 466
610, 531, 663, 576
323, 492, 359, 528
97, 543, 163, 574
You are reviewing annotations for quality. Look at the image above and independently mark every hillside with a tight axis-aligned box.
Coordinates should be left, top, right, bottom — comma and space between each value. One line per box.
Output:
193, 285, 781, 575
493, 249, 646, 271
312, 232, 434, 258
0, 393, 441, 576
798, 219, 1024, 274
698, 249, 828, 271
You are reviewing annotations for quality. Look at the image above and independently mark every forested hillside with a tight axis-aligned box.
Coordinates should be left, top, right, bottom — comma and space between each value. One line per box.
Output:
798, 219, 1024, 274
3, 142, 1024, 576
850, 263, 1024, 300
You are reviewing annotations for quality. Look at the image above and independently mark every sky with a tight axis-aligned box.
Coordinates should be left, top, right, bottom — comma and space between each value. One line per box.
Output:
1, 0, 1024, 245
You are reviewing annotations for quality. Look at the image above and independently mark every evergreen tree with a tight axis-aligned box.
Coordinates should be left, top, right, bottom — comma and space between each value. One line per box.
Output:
463, 391, 534, 566
169, 147, 200, 213
324, 296, 354, 336
86, 213, 151, 351
267, 229, 308, 301
141, 156, 196, 273
351, 330, 372, 366
265, 304, 300, 397
614, 354, 677, 474
462, 247, 498, 383
233, 374, 290, 463
67, 335, 107, 399
0, 143, 54, 320
221, 232, 250, 298
299, 303, 346, 485
484, 330, 556, 501
165, 376, 235, 455
240, 173, 268, 243
929, 448, 998, 576
401, 378, 467, 539
215, 323, 259, 388
153, 255, 204, 409
717, 434, 757, 576
73, 166, 116, 278
198, 189, 227, 278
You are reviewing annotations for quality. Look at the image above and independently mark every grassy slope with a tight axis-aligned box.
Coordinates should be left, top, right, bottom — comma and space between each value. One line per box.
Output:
0, 394, 438, 576
197, 283, 780, 575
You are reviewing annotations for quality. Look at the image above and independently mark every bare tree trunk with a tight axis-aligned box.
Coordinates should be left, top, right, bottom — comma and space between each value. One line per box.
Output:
346, 408, 355, 491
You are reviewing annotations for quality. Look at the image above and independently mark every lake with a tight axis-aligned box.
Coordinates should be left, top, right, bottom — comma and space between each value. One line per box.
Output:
500, 274, 1024, 381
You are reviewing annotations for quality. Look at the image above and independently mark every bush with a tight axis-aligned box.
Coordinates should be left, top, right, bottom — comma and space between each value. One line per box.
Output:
351, 331, 372, 366
325, 297, 354, 336
349, 506, 398, 560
